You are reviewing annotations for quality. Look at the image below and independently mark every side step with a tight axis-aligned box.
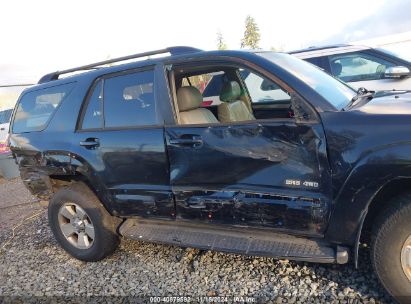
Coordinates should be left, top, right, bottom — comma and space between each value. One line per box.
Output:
119, 219, 348, 264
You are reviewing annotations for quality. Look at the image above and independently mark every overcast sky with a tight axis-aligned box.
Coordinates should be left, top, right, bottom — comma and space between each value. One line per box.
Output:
0, 0, 410, 87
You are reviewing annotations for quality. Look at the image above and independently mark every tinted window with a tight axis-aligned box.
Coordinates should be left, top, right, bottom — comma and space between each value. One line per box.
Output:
305, 57, 322, 67
13, 83, 75, 133
104, 70, 157, 128
81, 81, 103, 129
0, 109, 13, 124
329, 52, 395, 82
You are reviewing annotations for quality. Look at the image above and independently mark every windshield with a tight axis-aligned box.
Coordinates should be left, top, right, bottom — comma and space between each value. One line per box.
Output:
258, 52, 357, 110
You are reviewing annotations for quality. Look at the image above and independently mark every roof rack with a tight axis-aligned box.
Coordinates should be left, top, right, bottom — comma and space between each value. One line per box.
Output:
38, 46, 202, 84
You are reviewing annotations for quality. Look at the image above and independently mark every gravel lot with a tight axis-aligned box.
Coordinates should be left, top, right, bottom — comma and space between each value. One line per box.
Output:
0, 178, 395, 303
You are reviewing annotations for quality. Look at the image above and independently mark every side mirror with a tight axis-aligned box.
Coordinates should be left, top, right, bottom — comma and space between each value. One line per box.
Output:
384, 66, 410, 78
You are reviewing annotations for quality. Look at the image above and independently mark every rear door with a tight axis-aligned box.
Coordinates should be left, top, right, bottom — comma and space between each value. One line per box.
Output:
165, 62, 332, 236
73, 66, 174, 218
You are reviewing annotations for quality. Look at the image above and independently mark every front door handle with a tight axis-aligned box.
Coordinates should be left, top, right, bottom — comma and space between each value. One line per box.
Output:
169, 135, 203, 147
80, 138, 100, 149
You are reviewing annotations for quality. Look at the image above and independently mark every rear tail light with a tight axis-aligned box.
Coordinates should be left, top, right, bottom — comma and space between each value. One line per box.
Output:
200, 100, 213, 107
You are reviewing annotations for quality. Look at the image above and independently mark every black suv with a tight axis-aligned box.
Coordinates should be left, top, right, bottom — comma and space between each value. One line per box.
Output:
8, 46, 411, 302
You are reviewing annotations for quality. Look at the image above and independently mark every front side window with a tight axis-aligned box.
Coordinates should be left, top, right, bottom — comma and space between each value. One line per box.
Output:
13, 82, 75, 133
240, 70, 291, 104
329, 52, 395, 82
104, 70, 157, 128
259, 52, 356, 110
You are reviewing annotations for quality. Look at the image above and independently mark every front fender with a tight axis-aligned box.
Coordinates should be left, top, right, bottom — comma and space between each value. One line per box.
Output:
325, 142, 411, 245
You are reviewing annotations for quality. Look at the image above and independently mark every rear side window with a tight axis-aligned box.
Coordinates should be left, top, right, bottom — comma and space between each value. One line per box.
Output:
81, 81, 103, 129
13, 83, 75, 133
81, 70, 158, 129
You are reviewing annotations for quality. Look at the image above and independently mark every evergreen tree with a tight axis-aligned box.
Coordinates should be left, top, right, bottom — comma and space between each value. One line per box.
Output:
241, 15, 260, 49
217, 30, 227, 50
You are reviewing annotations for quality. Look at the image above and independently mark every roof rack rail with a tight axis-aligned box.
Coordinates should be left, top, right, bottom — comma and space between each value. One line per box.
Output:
38, 46, 202, 84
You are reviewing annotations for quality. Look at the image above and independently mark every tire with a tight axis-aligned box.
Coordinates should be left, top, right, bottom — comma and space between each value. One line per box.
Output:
371, 193, 411, 303
48, 182, 120, 261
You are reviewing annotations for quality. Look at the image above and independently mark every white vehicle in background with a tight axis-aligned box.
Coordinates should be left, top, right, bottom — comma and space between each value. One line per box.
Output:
0, 108, 19, 179
290, 44, 411, 91
0, 108, 13, 146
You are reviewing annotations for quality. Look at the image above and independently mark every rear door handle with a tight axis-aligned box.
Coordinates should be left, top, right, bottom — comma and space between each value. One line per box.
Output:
169, 135, 203, 147
80, 138, 100, 149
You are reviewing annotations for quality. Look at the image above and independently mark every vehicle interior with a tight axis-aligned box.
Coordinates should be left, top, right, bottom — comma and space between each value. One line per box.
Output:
170, 65, 294, 125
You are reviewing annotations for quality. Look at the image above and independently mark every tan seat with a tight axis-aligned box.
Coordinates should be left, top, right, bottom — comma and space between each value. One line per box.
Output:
177, 86, 218, 124
218, 81, 255, 123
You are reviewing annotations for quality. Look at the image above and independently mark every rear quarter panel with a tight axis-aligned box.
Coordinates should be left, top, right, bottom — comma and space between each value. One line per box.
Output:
8, 76, 107, 200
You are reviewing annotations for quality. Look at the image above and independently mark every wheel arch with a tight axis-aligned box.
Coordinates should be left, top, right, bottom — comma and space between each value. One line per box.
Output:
17, 149, 115, 215
48, 170, 114, 216
354, 177, 411, 267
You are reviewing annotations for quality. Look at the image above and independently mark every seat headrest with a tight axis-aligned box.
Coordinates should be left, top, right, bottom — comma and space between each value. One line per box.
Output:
331, 61, 342, 76
177, 86, 202, 112
220, 81, 241, 102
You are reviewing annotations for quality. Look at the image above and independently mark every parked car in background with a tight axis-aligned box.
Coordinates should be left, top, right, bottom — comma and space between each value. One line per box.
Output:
8, 46, 411, 302
0, 108, 13, 144
0, 108, 19, 179
290, 44, 411, 91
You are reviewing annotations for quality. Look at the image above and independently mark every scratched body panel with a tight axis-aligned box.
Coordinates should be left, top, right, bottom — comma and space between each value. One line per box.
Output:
165, 121, 332, 236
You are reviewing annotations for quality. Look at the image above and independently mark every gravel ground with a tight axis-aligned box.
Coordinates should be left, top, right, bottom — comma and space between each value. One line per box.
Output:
0, 177, 41, 232
0, 179, 395, 303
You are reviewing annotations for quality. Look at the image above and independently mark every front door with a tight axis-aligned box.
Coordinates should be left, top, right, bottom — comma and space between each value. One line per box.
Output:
165, 66, 332, 236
